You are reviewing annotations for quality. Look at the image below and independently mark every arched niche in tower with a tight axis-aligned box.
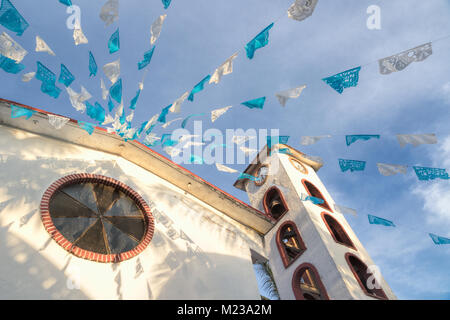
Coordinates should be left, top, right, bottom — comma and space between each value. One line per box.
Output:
263, 186, 289, 220
276, 221, 307, 268
321, 212, 356, 250
301, 179, 333, 212
345, 253, 388, 300
292, 263, 329, 300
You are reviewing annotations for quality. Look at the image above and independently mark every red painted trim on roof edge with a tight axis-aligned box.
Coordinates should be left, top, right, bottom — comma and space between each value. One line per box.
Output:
1, 98, 270, 221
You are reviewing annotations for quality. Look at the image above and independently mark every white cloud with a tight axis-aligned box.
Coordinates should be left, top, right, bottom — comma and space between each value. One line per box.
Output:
411, 135, 450, 230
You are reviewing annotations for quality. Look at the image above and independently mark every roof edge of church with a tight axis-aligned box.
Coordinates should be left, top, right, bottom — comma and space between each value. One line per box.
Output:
0, 98, 274, 235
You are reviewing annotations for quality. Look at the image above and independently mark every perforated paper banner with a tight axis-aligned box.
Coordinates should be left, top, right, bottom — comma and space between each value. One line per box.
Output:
346, 134, 380, 146
73, 28, 88, 46
103, 59, 120, 84
169, 91, 189, 113
210, 53, 238, 85
376, 163, 407, 176
275, 85, 306, 106
11, 105, 35, 119
0, 0, 29, 36
241, 97, 265, 109
0, 53, 24, 73
215, 163, 238, 173
429, 233, 450, 245
413, 166, 449, 181
287, 0, 319, 22
334, 204, 357, 216
58, 64, 75, 87
100, 0, 119, 27
0, 31, 27, 62
300, 135, 331, 145
108, 28, 120, 54
379, 43, 432, 75
89, 51, 97, 77
396, 134, 437, 147
109, 79, 122, 103
138, 47, 155, 70
300, 193, 324, 205
48, 114, 70, 130
78, 121, 95, 135
245, 23, 274, 59
368, 214, 395, 227
211, 106, 232, 122
188, 75, 211, 102
150, 15, 167, 45
35, 36, 55, 56
322, 66, 361, 94
162, 0, 171, 9
339, 159, 366, 172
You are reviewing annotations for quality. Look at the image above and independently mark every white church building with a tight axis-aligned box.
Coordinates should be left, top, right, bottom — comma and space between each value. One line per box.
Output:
0, 98, 396, 300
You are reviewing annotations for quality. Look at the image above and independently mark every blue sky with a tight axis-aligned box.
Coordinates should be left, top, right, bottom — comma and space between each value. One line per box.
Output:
1, 0, 449, 299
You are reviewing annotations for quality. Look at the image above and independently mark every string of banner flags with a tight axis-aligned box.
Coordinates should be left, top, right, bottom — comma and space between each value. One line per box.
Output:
0, 0, 449, 246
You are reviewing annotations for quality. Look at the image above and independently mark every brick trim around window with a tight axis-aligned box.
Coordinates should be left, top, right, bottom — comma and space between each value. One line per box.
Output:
40, 173, 155, 263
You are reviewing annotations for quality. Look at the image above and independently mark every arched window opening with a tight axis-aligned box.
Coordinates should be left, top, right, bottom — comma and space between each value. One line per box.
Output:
301, 179, 332, 212
345, 253, 388, 300
263, 187, 289, 220
322, 213, 356, 249
276, 221, 306, 267
292, 263, 329, 300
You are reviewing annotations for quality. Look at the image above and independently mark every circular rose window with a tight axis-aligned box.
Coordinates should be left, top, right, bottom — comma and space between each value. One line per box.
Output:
254, 165, 269, 186
289, 157, 308, 174
40, 174, 154, 263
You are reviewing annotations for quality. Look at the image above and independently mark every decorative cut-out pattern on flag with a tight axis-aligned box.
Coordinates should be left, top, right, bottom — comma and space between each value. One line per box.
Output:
376, 163, 407, 176
210, 53, 238, 84
162, 117, 182, 128
0, 53, 24, 73
59, 0, 72, 6
35, 36, 55, 56
0, 31, 27, 62
429, 233, 450, 245
138, 47, 155, 70
158, 105, 172, 123
181, 113, 205, 129
100, 0, 119, 27
215, 163, 238, 173
21, 71, 35, 82
275, 85, 306, 106
334, 204, 357, 216
103, 59, 120, 84
78, 121, 95, 135
339, 159, 366, 172
11, 104, 35, 119
36, 61, 61, 98
66, 86, 91, 112
188, 75, 211, 102
48, 114, 70, 129
0, 0, 29, 36
237, 173, 261, 182
129, 89, 141, 110
396, 134, 437, 147
413, 166, 449, 181
287, 0, 319, 22
86, 102, 106, 123
109, 78, 122, 103
151, 14, 167, 45
245, 23, 274, 59
241, 97, 265, 109
300, 193, 324, 205
211, 106, 232, 122
73, 27, 88, 46
169, 91, 189, 113
89, 51, 97, 77
379, 43, 432, 75
58, 64, 75, 87
108, 28, 120, 54
300, 135, 331, 145
346, 134, 380, 146
368, 214, 395, 227
162, 0, 171, 10
322, 66, 361, 94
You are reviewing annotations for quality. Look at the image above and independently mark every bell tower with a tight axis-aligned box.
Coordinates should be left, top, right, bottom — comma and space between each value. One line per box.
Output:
234, 144, 396, 300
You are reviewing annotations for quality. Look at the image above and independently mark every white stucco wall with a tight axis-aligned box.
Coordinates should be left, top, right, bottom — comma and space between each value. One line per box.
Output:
244, 152, 396, 300
0, 124, 265, 300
